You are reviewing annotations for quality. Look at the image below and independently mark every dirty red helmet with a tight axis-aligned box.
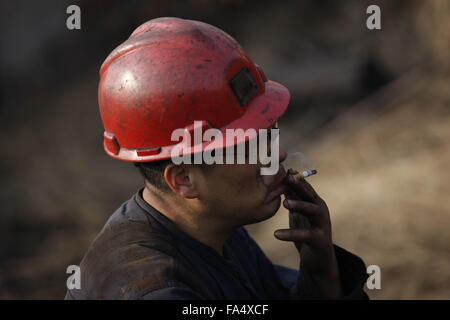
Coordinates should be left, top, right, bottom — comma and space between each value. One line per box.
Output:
99, 17, 290, 162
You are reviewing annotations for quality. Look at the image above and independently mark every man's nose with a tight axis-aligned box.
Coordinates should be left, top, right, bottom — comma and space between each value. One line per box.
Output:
279, 145, 287, 163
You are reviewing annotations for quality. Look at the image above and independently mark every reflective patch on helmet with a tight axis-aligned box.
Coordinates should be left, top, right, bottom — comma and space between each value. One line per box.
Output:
229, 67, 259, 106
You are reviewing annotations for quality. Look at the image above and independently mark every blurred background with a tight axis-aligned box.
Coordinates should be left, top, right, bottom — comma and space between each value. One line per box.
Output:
0, 0, 449, 299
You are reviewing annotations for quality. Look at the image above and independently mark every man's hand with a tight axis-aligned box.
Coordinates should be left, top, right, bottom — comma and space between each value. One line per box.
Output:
274, 168, 342, 299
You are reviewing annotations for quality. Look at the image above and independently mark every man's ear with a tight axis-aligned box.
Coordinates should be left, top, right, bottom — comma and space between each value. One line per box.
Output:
164, 163, 199, 199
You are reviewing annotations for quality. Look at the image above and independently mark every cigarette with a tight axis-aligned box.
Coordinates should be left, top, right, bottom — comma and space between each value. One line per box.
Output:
294, 169, 317, 179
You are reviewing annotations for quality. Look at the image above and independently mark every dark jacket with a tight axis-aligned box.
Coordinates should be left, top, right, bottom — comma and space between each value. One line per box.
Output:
65, 189, 369, 299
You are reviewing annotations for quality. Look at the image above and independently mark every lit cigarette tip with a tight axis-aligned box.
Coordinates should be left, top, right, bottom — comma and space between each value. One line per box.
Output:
294, 169, 317, 179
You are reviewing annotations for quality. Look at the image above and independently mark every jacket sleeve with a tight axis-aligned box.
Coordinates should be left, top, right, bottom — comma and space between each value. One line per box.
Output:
292, 245, 369, 299
240, 228, 369, 299
140, 285, 205, 300
335, 245, 369, 299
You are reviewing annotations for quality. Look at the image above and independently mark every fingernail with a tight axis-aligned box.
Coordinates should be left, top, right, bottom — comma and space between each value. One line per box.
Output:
283, 199, 290, 207
274, 230, 282, 238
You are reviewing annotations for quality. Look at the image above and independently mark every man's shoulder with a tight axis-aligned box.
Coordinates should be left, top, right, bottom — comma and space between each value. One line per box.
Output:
90, 195, 179, 258
67, 195, 183, 299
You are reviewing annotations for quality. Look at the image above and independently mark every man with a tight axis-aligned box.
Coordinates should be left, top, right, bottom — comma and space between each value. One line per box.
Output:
66, 17, 368, 300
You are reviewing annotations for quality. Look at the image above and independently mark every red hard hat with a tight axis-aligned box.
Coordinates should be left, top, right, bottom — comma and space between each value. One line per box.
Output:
99, 17, 290, 162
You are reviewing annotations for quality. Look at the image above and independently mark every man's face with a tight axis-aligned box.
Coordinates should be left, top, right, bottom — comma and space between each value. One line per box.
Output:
191, 142, 287, 227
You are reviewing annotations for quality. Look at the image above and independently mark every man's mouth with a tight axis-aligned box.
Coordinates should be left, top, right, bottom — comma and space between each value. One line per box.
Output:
265, 166, 287, 202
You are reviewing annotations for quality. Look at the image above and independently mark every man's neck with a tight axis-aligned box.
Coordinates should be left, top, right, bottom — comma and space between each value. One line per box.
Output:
142, 187, 233, 256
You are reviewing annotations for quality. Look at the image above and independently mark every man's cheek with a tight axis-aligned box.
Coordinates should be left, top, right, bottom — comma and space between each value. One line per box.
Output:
234, 178, 252, 194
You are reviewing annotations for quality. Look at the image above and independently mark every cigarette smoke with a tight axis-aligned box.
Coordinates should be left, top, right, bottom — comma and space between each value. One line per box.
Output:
284, 151, 316, 173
